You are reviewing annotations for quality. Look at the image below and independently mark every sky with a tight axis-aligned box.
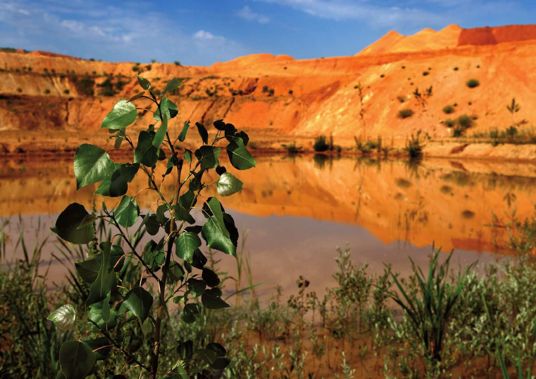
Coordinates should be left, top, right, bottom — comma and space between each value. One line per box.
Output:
1, 0, 536, 66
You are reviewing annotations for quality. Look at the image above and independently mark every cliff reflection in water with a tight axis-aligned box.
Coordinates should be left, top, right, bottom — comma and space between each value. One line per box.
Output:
1, 154, 536, 255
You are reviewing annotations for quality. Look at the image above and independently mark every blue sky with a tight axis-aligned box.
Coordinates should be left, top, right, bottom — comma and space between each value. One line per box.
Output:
1, 0, 536, 66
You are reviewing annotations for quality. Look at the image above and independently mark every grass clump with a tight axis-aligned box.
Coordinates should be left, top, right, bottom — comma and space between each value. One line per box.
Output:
466, 79, 480, 88
398, 108, 415, 119
404, 130, 425, 158
313, 135, 330, 152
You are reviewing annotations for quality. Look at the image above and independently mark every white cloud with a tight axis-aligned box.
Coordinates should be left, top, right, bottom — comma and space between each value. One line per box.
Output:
236, 6, 270, 24
194, 30, 223, 41
255, 0, 449, 27
0, 0, 253, 65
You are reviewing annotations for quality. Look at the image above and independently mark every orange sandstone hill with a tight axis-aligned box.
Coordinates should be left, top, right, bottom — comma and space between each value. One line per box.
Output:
1, 24, 536, 155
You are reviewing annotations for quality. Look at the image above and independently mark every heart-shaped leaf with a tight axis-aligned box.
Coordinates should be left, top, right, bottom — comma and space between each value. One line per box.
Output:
122, 286, 153, 323
54, 203, 95, 244
216, 172, 243, 197
74, 144, 115, 189
101, 99, 136, 130
59, 340, 96, 379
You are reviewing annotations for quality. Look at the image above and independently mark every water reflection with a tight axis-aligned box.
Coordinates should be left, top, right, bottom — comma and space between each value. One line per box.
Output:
1, 155, 535, 297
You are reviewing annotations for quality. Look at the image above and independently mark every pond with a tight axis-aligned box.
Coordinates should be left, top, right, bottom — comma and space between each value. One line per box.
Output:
1, 154, 534, 298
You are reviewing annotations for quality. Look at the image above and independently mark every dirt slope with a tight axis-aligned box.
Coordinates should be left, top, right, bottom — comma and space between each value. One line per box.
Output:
1, 24, 536, 155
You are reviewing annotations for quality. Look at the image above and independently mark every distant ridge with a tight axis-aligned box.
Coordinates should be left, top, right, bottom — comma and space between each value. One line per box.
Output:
357, 24, 536, 55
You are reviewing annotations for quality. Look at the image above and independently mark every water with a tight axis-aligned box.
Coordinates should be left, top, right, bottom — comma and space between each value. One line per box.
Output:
1, 154, 534, 298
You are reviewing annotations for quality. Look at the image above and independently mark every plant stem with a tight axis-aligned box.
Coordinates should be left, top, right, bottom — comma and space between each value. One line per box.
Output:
106, 212, 161, 284
151, 159, 184, 378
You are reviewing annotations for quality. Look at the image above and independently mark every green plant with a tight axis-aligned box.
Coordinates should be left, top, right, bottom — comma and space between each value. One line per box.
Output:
385, 249, 474, 373
443, 105, 455, 114
398, 108, 414, 119
457, 114, 474, 129
507, 98, 521, 126
44, 89, 50, 94
397, 95, 406, 103
174, 61, 181, 66
423, 71, 429, 76
466, 79, 480, 88
313, 135, 329, 152
403, 131, 425, 158
453, 67, 459, 71
47, 77, 256, 379
281, 141, 302, 154
444, 119, 455, 127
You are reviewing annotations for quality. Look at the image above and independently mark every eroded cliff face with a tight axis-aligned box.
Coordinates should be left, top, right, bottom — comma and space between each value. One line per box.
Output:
1, 24, 536, 154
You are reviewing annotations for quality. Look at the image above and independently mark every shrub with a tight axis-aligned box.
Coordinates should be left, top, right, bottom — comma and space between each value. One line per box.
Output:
262, 86, 268, 93
397, 95, 406, 103
457, 114, 473, 128
268, 89, 275, 96
453, 67, 459, 71
288, 90, 293, 95
74, 76, 95, 96
398, 108, 414, 119
132, 65, 140, 72
44, 89, 50, 94
380, 74, 385, 78
466, 79, 480, 88
443, 105, 455, 114
444, 119, 455, 127
63, 89, 70, 95
17, 87, 22, 93
313, 135, 330, 152
174, 61, 181, 66
404, 131, 425, 158
423, 71, 429, 76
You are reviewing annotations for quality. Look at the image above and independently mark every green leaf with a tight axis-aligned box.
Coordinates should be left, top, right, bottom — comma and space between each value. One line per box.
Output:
216, 172, 243, 197
227, 137, 256, 170
161, 78, 182, 96
136, 75, 151, 90
123, 286, 153, 323
59, 340, 96, 379
188, 278, 206, 296
114, 128, 127, 148
84, 337, 111, 361
213, 119, 226, 131
196, 122, 209, 144
167, 262, 185, 284
181, 303, 201, 324
179, 121, 190, 142
176, 232, 201, 261
78, 214, 99, 229
236, 131, 249, 146
206, 342, 226, 357
202, 290, 230, 309
75, 259, 100, 283
144, 214, 160, 235
211, 357, 231, 370
202, 268, 220, 287
48, 304, 77, 330
120, 163, 139, 182
115, 196, 139, 228
195, 349, 218, 365
88, 300, 117, 330
134, 131, 158, 167
195, 146, 220, 171
74, 144, 115, 189
154, 98, 178, 121
177, 340, 194, 360
86, 242, 117, 306
184, 149, 192, 163
129, 92, 145, 102
202, 217, 236, 257
153, 117, 167, 148
54, 203, 95, 244
101, 99, 136, 130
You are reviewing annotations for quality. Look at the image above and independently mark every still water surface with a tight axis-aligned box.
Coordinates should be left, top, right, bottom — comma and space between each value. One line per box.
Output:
1, 155, 534, 298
